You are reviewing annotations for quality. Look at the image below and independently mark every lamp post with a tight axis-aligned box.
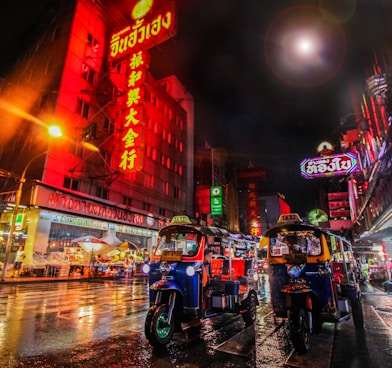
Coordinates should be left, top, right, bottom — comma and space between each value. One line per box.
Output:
1, 125, 62, 282
1, 152, 48, 282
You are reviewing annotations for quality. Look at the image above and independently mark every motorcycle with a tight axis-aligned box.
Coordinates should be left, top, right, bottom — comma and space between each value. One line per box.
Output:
264, 213, 364, 354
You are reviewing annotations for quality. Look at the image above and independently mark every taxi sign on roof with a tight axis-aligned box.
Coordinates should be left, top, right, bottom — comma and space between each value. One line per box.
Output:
170, 215, 192, 225
277, 213, 302, 224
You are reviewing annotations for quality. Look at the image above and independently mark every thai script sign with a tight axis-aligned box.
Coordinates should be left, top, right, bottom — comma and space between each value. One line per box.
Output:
300, 152, 358, 179
32, 184, 164, 230
110, 3, 176, 60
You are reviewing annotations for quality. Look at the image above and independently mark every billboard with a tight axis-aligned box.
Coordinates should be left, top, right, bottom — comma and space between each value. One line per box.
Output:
300, 152, 358, 179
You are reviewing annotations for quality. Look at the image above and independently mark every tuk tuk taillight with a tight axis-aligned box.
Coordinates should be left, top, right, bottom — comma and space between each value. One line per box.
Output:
305, 294, 313, 310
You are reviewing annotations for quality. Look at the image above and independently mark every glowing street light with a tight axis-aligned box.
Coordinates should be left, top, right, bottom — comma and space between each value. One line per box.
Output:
1, 126, 63, 282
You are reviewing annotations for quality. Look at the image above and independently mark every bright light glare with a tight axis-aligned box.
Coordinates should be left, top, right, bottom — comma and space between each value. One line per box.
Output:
297, 39, 313, 54
48, 125, 62, 137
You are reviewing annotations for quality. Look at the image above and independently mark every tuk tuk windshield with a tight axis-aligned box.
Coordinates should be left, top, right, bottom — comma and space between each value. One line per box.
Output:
154, 231, 201, 257
269, 230, 322, 257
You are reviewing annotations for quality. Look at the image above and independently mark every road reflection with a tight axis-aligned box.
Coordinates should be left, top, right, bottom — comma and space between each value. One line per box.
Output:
0, 276, 293, 367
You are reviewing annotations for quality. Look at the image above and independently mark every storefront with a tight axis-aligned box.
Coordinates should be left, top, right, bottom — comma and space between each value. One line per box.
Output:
0, 182, 161, 277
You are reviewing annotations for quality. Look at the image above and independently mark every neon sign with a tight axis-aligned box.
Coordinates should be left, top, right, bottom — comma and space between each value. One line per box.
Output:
119, 51, 147, 172
300, 152, 358, 179
110, 5, 175, 60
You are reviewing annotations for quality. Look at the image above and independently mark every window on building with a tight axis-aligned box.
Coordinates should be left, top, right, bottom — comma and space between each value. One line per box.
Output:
174, 187, 181, 199
166, 157, 171, 170
159, 207, 168, 217
167, 132, 172, 144
77, 99, 90, 119
104, 117, 114, 134
179, 165, 183, 176
82, 65, 96, 85
145, 144, 151, 158
87, 33, 99, 49
122, 195, 132, 207
161, 153, 165, 166
96, 186, 108, 200
179, 141, 183, 152
144, 174, 154, 189
101, 150, 112, 167
63, 176, 80, 191
162, 181, 169, 195
152, 148, 157, 161
143, 202, 151, 212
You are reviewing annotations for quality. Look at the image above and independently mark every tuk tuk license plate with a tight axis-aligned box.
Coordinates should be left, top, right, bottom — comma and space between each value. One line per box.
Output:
161, 250, 183, 261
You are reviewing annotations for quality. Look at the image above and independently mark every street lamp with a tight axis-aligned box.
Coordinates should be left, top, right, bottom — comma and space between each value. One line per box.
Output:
1, 126, 62, 282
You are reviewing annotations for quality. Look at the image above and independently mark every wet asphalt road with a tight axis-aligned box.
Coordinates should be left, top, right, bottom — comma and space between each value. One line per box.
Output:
0, 277, 391, 367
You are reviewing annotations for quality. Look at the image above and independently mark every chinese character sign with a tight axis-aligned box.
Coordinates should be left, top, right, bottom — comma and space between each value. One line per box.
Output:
300, 152, 358, 179
118, 51, 147, 172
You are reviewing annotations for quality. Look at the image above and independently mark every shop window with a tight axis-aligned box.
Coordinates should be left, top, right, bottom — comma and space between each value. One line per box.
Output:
63, 176, 80, 191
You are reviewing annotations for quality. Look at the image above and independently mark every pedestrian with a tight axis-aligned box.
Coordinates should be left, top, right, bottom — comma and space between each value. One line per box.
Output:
12, 246, 25, 277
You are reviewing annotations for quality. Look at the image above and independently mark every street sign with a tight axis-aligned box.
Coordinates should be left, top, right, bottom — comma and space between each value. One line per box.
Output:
300, 152, 358, 179
210, 186, 222, 215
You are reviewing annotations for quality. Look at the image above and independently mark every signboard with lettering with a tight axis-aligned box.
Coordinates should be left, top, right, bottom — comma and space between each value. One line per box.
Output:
300, 152, 358, 179
210, 186, 223, 215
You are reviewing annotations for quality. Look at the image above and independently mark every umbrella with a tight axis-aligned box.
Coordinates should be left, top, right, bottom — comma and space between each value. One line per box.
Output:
100, 231, 123, 246
71, 236, 114, 254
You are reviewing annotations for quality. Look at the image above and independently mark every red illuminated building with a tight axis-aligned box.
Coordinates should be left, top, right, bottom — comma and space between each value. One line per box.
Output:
0, 0, 194, 267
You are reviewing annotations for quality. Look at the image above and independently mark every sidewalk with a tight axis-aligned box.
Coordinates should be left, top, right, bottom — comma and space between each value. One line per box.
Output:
0, 274, 137, 284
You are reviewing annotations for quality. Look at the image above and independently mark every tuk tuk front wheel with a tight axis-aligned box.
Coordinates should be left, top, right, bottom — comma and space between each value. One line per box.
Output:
290, 308, 311, 354
149, 304, 175, 347
144, 306, 156, 345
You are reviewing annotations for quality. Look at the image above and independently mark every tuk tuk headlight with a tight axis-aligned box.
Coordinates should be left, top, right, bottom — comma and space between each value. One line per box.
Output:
159, 261, 171, 275
142, 263, 150, 274
186, 265, 195, 276
287, 265, 302, 279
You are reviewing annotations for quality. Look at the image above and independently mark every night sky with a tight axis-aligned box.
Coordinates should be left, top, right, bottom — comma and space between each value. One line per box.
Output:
0, 0, 386, 217
150, 0, 386, 216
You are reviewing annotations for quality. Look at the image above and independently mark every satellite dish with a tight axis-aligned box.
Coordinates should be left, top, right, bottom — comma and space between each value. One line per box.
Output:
308, 209, 329, 226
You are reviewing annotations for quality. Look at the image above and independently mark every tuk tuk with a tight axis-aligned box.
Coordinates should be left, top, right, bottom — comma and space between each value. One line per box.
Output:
144, 215, 259, 347
264, 213, 364, 354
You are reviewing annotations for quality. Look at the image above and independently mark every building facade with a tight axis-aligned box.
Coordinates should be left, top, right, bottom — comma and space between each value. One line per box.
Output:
0, 0, 194, 269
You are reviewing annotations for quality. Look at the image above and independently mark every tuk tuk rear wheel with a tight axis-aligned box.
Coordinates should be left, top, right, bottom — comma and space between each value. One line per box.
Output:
242, 292, 257, 325
351, 298, 364, 328
149, 304, 175, 347
290, 308, 311, 354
